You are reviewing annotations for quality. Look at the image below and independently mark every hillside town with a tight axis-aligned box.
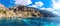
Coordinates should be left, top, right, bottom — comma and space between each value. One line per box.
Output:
0, 4, 44, 18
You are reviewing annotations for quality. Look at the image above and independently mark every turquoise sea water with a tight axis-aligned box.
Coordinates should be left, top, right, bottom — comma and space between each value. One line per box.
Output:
0, 17, 59, 26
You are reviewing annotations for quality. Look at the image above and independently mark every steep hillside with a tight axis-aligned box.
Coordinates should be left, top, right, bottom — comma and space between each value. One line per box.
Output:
0, 4, 58, 18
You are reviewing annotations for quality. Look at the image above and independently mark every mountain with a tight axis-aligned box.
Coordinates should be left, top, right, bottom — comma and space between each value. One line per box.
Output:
9, 5, 58, 17
0, 4, 59, 18
9, 5, 44, 17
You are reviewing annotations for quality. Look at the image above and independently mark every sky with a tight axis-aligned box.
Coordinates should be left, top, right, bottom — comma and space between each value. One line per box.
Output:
0, 0, 60, 16
0, 0, 51, 8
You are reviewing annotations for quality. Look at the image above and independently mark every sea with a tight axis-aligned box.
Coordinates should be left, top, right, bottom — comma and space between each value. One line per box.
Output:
0, 17, 60, 26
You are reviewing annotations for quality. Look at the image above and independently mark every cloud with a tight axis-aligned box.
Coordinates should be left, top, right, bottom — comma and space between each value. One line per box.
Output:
40, 0, 60, 16
30, 0, 60, 16
31, 1, 44, 8
50, 0, 60, 16
52, 0, 60, 9
15, 0, 32, 5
